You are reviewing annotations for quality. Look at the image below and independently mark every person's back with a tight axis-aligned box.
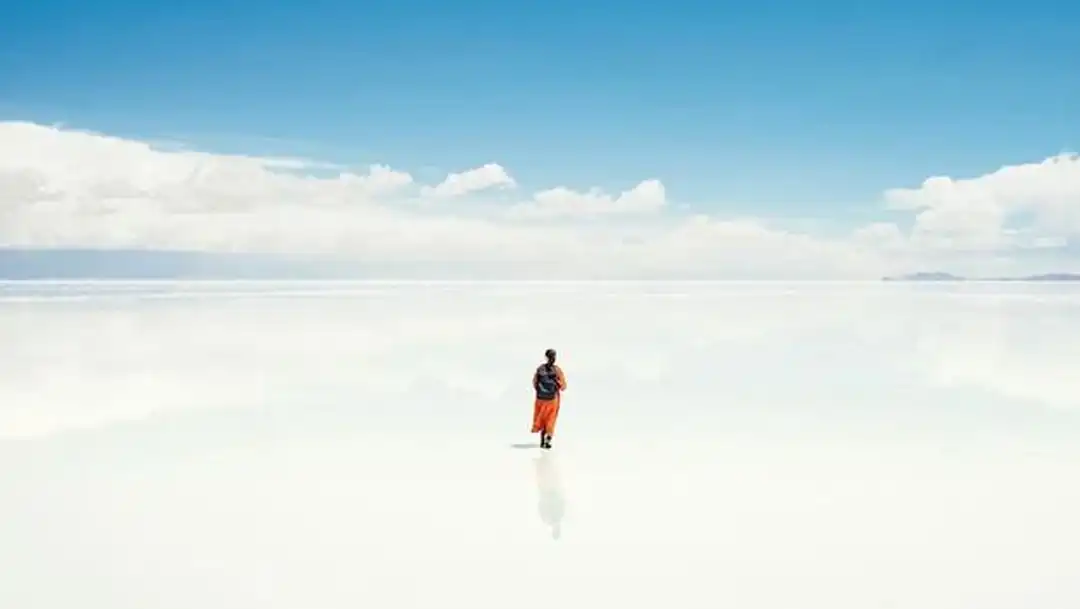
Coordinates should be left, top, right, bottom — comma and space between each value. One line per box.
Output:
531, 348, 566, 449
534, 362, 562, 401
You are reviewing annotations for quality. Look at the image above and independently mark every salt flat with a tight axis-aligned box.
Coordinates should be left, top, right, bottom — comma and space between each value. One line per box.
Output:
1, 280, 1078, 609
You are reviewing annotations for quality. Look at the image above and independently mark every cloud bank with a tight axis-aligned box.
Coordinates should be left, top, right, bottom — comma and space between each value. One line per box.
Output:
1, 121, 1078, 278
2, 281, 1078, 441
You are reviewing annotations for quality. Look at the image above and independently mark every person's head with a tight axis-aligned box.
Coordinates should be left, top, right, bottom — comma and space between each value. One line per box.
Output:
544, 348, 556, 364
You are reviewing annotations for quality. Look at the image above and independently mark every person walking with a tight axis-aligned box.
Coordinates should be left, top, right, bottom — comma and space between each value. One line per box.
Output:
531, 348, 566, 449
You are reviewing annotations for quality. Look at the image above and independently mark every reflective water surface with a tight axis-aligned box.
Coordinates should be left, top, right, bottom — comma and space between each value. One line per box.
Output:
1, 281, 1078, 608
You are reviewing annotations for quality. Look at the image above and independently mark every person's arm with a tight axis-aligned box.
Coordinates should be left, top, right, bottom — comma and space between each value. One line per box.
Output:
532, 368, 540, 390
556, 366, 567, 391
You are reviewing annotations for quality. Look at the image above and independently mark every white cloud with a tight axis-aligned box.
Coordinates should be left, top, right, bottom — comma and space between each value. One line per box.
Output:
852, 222, 906, 250
0, 120, 1078, 277
884, 153, 1080, 251
420, 162, 515, 198
507, 179, 667, 218
5, 281, 1078, 440
0, 282, 856, 438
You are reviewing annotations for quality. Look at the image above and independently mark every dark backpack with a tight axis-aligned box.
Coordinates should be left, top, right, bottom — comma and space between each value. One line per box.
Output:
535, 364, 559, 400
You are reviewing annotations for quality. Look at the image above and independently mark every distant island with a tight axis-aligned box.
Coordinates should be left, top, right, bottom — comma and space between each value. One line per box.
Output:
883, 272, 1080, 282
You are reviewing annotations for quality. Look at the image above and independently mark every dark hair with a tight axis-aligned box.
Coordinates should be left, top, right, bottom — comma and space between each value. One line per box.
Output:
544, 348, 556, 362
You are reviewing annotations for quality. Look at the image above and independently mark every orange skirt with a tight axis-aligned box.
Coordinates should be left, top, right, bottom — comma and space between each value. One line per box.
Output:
531, 396, 561, 436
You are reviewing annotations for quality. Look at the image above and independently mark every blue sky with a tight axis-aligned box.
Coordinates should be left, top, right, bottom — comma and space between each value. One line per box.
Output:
2, 0, 1079, 221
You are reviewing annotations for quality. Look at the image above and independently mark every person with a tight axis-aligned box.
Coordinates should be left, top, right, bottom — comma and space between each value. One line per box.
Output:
531, 348, 566, 449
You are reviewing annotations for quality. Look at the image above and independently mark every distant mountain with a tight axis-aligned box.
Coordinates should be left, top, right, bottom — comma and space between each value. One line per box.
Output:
1003, 273, 1080, 281
883, 272, 1080, 282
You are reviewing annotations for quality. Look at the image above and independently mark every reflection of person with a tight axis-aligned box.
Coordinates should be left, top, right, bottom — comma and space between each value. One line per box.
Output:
534, 451, 565, 540
531, 348, 566, 450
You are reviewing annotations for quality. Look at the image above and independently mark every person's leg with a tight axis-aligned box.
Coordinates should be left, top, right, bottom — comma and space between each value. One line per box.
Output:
545, 398, 561, 448
531, 399, 544, 435
534, 398, 560, 448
